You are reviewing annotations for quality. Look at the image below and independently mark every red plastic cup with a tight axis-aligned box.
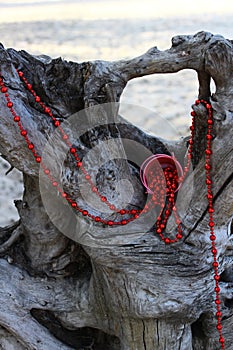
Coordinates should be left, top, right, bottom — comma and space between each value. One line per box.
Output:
140, 154, 183, 194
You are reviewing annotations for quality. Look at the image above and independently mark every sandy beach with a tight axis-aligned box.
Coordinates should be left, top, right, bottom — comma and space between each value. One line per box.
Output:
0, 0, 233, 226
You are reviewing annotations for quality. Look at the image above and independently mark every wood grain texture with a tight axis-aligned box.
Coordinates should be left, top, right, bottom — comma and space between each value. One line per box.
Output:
0, 31, 233, 349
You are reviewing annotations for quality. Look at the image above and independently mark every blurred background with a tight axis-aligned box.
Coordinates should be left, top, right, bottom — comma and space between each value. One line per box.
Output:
0, 0, 232, 225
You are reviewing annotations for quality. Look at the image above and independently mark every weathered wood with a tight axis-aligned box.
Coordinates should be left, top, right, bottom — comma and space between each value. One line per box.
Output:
1, 31, 233, 349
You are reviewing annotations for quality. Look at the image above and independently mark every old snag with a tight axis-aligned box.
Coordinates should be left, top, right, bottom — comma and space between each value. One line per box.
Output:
0, 31, 233, 350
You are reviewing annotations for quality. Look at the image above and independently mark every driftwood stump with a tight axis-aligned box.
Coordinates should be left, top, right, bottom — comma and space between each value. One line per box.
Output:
0, 31, 233, 350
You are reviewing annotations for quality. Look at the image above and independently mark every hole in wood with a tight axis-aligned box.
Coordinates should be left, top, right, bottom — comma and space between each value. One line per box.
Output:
31, 309, 121, 350
120, 71, 198, 138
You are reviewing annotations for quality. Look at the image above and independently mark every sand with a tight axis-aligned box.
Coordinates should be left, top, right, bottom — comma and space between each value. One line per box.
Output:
0, 0, 233, 226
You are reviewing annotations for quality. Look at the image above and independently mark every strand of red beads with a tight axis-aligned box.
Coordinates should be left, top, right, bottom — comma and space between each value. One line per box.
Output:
0, 71, 140, 226
193, 99, 225, 349
16, 70, 143, 219
155, 107, 195, 244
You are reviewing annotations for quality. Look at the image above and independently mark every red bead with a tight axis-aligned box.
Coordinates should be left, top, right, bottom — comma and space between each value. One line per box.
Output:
85, 175, 91, 180
54, 120, 60, 127
209, 221, 215, 228
195, 99, 200, 104
207, 193, 213, 200
215, 299, 221, 305
156, 228, 162, 234
36, 156, 41, 163
205, 164, 211, 170
134, 214, 139, 219
121, 220, 127, 225
210, 234, 216, 241
215, 286, 220, 292
71, 202, 77, 208
206, 179, 212, 185
214, 274, 220, 281
35, 96, 40, 102
95, 216, 101, 222
7, 101, 13, 108
70, 147, 76, 154
120, 209, 126, 215
175, 218, 181, 225
208, 207, 214, 213
190, 125, 195, 131
216, 324, 222, 330
1, 86, 7, 93
176, 233, 183, 239
165, 238, 171, 244
92, 186, 98, 193
191, 111, 196, 116
63, 134, 68, 140
44, 169, 50, 175
18, 71, 24, 77
216, 311, 222, 318
207, 119, 213, 125
44, 107, 51, 114
205, 149, 212, 155
77, 161, 82, 167
21, 130, 27, 136
206, 103, 211, 110
52, 181, 58, 187
27, 84, 32, 90
206, 134, 212, 140
108, 220, 114, 226
82, 210, 88, 216
101, 196, 107, 202
14, 116, 20, 122
62, 192, 67, 198
212, 248, 217, 255
219, 336, 225, 344
130, 209, 137, 215
28, 143, 34, 150
110, 205, 116, 210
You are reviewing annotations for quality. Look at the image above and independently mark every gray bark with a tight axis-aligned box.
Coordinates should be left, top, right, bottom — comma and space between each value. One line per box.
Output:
0, 31, 233, 349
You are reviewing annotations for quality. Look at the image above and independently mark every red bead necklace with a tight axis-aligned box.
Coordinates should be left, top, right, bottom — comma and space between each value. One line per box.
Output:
0, 70, 224, 348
